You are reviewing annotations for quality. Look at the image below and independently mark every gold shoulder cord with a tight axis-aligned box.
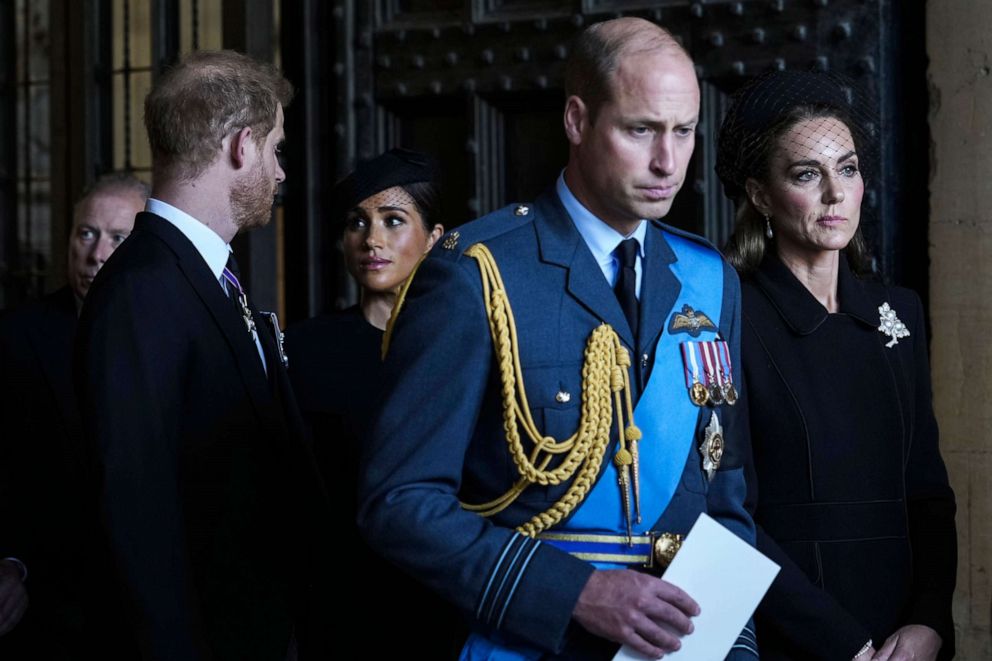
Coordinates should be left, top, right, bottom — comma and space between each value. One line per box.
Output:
461, 243, 642, 539
380, 243, 643, 539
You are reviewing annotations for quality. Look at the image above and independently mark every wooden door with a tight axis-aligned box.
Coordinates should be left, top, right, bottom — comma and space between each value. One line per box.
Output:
280, 0, 926, 317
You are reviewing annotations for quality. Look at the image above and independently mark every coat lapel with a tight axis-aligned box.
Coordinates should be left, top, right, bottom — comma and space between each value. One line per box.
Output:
533, 192, 636, 350
135, 214, 281, 431
754, 253, 879, 335
637, 223, 681, 352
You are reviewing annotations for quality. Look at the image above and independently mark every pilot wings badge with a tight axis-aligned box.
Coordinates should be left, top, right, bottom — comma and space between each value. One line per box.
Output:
668, 304, 717, 337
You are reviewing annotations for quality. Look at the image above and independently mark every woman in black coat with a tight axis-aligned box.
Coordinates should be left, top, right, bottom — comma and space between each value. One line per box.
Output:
285, 148, 460, 658
717, 71, 957, 661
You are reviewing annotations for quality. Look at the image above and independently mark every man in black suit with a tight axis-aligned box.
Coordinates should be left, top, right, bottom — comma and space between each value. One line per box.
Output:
0, 173, 146, 659
74, 50, 331, 661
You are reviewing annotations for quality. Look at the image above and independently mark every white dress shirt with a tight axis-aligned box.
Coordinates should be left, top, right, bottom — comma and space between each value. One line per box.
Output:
146, 199, 267, 373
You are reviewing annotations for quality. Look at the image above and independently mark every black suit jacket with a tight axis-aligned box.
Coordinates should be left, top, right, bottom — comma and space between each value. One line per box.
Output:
0, 286, 92, 659
74, 212, 333, 661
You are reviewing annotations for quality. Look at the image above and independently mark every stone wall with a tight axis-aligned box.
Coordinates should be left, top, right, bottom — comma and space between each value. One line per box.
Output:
928, 2, 992, 658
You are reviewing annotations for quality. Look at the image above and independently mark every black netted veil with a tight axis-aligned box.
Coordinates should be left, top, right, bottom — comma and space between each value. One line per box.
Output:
333, 148, 438, 220
715, 69, 878, 205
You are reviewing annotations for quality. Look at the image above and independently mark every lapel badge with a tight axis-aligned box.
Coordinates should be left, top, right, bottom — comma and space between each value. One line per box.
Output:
514, 204, 530, 216
442, 231, 460, 250
878, 302, 910, 348
668, 304, 717, 337
700, 411, 724, 481
260, 310, 289, 368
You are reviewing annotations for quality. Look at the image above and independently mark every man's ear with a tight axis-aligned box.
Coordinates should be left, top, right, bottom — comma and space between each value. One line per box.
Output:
229, 126, 254, 170
745, 178, 771, 217
563, 95, 589, 147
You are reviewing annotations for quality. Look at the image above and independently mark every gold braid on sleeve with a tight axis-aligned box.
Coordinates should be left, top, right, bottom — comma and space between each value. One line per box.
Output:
461, 243, 641, 539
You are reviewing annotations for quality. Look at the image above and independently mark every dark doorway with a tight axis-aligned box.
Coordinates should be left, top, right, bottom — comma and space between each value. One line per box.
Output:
280, 0, 928, 319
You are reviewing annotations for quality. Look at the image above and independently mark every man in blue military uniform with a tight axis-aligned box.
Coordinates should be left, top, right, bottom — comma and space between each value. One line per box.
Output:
359, 17, 757, 659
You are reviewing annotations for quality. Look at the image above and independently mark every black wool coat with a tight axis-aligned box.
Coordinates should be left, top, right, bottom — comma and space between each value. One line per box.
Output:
740, 254, 957, 660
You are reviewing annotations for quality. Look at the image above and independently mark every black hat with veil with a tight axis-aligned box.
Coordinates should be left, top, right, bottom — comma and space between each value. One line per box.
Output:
715, 69, 877, 205
332, 147, 439, 225
716, 69, 878, 275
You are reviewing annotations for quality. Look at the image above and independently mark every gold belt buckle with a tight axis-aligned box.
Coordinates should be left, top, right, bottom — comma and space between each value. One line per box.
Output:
651, 532, 684, 570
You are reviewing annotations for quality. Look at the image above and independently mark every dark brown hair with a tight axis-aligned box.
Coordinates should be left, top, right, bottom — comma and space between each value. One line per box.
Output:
401, 181, 441, 232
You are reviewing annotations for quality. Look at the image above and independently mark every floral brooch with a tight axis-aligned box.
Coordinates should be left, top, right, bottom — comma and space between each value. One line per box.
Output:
878, 303, 910, 348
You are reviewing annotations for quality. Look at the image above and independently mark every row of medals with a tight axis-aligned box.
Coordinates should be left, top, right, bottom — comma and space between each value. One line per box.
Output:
689, 375, 738, 407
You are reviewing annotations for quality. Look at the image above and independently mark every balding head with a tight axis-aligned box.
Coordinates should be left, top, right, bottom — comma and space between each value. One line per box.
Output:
144, 50, 293, 182
561, 17, 700, 234
565, 17, 692, 124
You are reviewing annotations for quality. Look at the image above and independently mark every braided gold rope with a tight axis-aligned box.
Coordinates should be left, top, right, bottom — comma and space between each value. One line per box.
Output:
461, 243, 640, 537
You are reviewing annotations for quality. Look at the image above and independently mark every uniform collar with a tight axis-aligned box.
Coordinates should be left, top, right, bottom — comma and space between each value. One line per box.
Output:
555, 171, 647, 272
752, 252, 878, 335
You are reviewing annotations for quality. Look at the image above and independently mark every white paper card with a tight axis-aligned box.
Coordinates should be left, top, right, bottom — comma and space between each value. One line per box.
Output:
613, 513, 780, 661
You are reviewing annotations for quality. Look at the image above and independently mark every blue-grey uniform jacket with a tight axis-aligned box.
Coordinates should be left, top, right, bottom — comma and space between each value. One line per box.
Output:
358, 189, 758, 658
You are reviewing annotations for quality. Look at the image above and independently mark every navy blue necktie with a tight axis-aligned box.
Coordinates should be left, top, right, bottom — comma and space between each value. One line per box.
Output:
614, 238, 640, 340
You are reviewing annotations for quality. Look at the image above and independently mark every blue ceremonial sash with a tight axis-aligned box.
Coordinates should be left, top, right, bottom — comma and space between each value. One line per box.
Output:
555, 231, 724, 561
459, 233, 725, 661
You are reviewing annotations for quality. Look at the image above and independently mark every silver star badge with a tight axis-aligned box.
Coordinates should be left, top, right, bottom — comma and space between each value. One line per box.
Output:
699, 411, 724, 481
878, 302, 910, 348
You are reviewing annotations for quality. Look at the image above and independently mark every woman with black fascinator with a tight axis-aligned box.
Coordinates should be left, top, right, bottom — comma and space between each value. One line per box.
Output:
718, 71, 956, 661
285, 148, 462, 658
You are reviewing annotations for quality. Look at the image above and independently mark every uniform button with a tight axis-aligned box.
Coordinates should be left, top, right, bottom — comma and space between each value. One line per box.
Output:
514, 204, 530, 216
641, 353, 649, 368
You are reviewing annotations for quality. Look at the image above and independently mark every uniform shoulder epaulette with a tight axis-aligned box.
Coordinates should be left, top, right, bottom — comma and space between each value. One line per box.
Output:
432, 203, 536, 261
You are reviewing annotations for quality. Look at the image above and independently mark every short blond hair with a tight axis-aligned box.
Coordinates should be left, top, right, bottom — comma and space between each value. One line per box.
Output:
144, 50, 293, 180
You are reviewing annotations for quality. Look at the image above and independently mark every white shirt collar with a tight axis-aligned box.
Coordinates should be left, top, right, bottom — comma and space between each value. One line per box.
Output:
555, 172, 647, 273
146, 198, 232, 281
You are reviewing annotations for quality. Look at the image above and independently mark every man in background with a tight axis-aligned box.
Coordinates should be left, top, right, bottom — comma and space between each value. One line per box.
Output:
0, 174, 147, 659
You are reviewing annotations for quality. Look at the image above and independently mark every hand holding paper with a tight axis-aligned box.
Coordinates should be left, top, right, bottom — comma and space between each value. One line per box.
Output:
573, 569, 700, 658
613, 513, 780, 660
